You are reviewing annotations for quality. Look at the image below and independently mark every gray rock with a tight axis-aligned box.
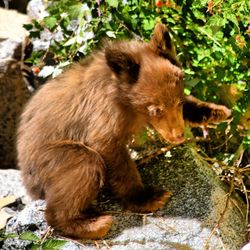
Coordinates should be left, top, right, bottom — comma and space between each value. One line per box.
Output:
0, 8, 31, 169
0, 59, 30, 169
0, 169, 30, 204
2, 200, 47, 250
0, 146, 247, 249
27, 0, 48, 20
0, 40, 22, 61
0, 7, 30, 41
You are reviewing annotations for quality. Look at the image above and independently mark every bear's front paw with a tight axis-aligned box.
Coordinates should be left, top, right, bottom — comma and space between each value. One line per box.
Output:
86, 215, 113, 239
210, 106, 232, 123
125, 186, 172, 213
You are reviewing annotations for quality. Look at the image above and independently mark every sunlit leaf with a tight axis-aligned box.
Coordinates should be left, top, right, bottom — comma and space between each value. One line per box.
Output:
19, 232, 40, 242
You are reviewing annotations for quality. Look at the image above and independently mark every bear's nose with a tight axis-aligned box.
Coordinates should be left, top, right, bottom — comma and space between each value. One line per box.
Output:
169, 130, 185, 144
171, 129, 184, 138
176, 133, 184, 139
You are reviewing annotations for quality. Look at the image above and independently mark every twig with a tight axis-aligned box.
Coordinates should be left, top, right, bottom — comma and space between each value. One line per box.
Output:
203, 176, 235, 249
233, 143, 245, 167
137, 137, 209, 166
202, 156, 229, 169
56, 235, 87, 248
142, 214, 147, 225
138, 145, 174, 166
212, 134, 233, 150
218, 235, 227, 250
230, 195, 246, 220
104, 210, 153, 216
102, 240, 112, 250
238, 174, 249, 224
95, 240, 100, 250
199, 27, 222, 47
239, 166, 250, 173
40, 226, 53, 245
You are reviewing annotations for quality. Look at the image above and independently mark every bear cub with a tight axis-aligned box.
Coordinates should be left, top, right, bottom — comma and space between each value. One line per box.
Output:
17, 24, 231, 239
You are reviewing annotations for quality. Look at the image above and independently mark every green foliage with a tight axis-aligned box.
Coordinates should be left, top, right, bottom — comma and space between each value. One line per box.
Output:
20, 231, 66, 250
26, 0, 249, 162
19, 231, 40, 241
0, 230, 66, 250
0, 230, 17, 241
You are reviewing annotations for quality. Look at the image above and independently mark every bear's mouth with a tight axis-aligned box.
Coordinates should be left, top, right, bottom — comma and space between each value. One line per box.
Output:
166, 136, 185, 145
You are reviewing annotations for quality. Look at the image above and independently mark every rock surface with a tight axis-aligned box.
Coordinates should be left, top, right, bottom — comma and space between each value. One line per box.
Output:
0, 146, 247, 250
0, 59, 30, 169
0, 7, 31, 169
0, 7, 30, 41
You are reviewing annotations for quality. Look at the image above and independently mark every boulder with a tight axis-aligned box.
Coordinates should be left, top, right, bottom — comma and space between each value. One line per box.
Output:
0, 169, 30, 203
0, 60, 30, 169
0, 8, 31, 169
0, 146, 247, 249
0, 8, 30, 41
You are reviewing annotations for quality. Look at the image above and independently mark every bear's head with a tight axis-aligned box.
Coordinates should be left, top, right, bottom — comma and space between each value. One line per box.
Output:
105, 23, 185, 144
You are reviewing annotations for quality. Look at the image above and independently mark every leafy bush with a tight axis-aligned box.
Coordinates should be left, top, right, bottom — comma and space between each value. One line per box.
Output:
25, 0, 249, 165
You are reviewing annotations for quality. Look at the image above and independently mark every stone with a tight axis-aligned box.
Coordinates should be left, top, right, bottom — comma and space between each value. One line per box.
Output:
0, 169, 30, 204
0, 8, 31, 169
0, 60, 30, 169
0, 145, 247, 249
27, 0, 48, 20
0, 7, 30, 41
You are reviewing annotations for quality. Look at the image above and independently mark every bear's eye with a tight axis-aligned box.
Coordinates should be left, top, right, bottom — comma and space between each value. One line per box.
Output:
147, 105, 164, 117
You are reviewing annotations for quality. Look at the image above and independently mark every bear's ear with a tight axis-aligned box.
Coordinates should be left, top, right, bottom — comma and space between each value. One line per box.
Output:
183, 95, 232, 127
105, 47, 140, 84
150, 23, 181, 68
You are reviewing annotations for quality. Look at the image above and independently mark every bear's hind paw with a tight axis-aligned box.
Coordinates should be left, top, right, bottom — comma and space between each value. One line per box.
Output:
86, 214, 113, 239
55, 214, 113, 240
125, 187, 172, 213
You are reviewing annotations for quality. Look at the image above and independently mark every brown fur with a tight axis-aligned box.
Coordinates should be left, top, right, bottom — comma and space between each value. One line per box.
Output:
183, 95, 231, 127
17, 23, 230, 239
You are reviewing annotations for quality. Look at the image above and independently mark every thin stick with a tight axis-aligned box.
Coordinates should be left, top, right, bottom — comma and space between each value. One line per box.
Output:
238, 175, 249, 224
137, 137, 208, 166
104, 210, 153, 216
40, 226, 53, 245
103, 240, 112, 250
95, 240, 100, 250
56, 235, 87, 248
203, 177, 235, 249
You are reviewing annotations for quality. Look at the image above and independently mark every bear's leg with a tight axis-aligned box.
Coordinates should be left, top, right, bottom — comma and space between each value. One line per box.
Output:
42, 141, 112, 239
106, 147, 171, 213
183, 95, 231, 126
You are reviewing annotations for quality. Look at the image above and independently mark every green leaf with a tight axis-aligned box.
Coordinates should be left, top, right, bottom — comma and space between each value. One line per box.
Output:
106, 0, 118, 8
64, 37, 77, 46
142, 19, 155, 31
213, 31, 224, 40
193, 9, 206, 22
29, 31, 41, 39
44, 16, 58, 30
185, 78, 200, 88
42, 239, 67, 250
30, 243, 41, 250
106, 31, 116, 38
23, 24, 33, 31
207, 15, 226, 27
184, 88, 191, 95
19, 232, 40, 242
